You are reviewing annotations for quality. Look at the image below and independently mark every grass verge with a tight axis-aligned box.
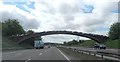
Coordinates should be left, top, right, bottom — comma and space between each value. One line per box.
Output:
68, 39, 120, 49
2, 37, 33, 52
104, 39, 120, 49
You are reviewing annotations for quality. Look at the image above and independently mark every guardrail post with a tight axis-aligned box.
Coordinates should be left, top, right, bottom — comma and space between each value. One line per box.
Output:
77, 50, 79, 52
89, 52, 91, 55
101, 54, 103, 58
81, 51, 83, 54
94, 53, 96, 56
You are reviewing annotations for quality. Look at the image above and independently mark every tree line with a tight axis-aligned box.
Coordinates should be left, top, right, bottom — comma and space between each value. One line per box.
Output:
64, 22, 120, 45
64, 39, 85, 45
2, 19, 34, 36
108, 22, 120, 40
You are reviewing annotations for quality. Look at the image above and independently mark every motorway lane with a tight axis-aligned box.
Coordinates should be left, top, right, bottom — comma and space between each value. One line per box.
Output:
2, 47, 70, 61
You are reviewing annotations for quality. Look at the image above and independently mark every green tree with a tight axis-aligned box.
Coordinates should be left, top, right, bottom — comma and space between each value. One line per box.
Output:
108, 22, 120, 40
63, 41, 67, 45
26, 30, 34, 34
79, 40, 82, 43
67, 39, 79, 45
2, 19, 25, 36
72, 39, 78, 44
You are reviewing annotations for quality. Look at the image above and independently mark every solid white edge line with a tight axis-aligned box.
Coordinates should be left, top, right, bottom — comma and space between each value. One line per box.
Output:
57, 48, 71, 62
25, 59, 31, 62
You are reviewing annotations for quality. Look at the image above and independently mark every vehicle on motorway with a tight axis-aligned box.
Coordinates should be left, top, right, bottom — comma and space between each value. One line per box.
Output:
99, 44, 106, 49
47, 45, 51, 48
94, 43, 106, 49
34, 37, 44, 49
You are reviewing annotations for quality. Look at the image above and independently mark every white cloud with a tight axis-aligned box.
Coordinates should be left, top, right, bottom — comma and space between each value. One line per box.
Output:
0, 2, 40, 30
0, 0, 118, 43
32, 0, 118, 43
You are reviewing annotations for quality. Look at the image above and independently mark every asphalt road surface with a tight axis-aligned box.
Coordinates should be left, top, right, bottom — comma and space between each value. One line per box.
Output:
2, 46, 119, 62
2, 47, 70, 62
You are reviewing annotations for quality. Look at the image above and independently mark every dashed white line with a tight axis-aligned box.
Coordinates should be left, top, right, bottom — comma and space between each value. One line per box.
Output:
25, 59, 31, 62
17, 53, 22, 55
39, 53, 43, 55
57, 48, 71, 62
36, 50, 39, 51
10, 52, 15, 53
3, 51, 15, 55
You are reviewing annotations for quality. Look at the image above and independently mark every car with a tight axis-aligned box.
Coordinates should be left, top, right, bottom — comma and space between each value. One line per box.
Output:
48, 46, 51, 48
94, 44, 106, 49
94, 44, 100, 49
99, 44, 106, 49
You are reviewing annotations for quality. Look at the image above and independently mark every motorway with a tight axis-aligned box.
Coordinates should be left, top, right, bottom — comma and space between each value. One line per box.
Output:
2, 47, 70, 61
2, 46, 120, 62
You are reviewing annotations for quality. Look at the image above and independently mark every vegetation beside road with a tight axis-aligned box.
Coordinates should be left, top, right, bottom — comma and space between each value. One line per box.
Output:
2, 37, 33, 52
65, 40, 96, 48
104, 39, 120, 49
1, 19, 34, 51
2, 19, 25, 36
76, 40, 96, 48
64, 39, 120, 49
108, 22, 120, 40
64, 22, 120, 49
106, 22, 120, 48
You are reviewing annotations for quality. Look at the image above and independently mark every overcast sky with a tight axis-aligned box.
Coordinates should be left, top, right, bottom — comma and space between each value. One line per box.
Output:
0, 0, 119, 43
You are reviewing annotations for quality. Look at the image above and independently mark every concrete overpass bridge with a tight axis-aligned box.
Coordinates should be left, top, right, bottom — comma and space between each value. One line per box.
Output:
9, 31, 109, 44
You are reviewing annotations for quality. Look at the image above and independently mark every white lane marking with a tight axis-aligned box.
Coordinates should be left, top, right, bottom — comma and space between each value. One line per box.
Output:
39, 53, 43, 55
36, 50, 39, 51
3, 51, 15, 55
10, 52, 15, 53
57, 48, 71, 62
17, 53, 22, 55
25, 59, 31, 62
